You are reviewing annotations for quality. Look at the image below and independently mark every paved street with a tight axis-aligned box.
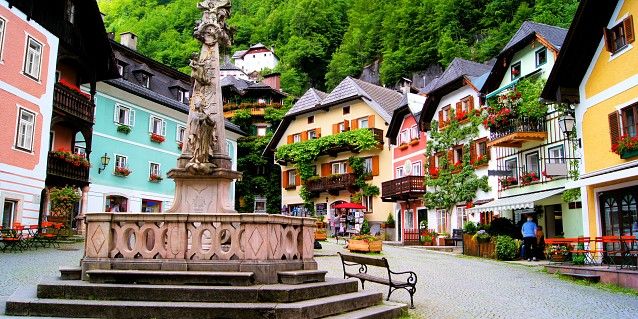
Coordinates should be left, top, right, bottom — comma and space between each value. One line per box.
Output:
1, 241, 638, 319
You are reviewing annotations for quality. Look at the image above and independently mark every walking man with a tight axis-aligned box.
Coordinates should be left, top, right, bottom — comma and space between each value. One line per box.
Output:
522, 215, 538, 261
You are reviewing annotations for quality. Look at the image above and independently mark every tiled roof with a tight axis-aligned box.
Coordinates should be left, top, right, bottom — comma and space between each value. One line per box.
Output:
421, 58, 492, 94
287, 88, 327, 116
220, 61, 243, 71
232, 50, 247, 59
221, 76, 250, 92
502, 21, 568, 53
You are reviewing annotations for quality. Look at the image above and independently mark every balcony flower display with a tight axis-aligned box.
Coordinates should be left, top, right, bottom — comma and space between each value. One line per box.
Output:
428, 166, 439, 177
150, 133, 165, 143
465, 200, 474, 208
499, 176, 518, 188
520, 171, 540, 186
177, 141, 183, 150
612, 135, 638, 157
472, 154, 488, 167
114, 167, 131, 177
455, 109, 468, 122
58, 79, 91, 100
117, 124, 131, 134
149, 174, 163, 182
482, 107, 512, 129
50, 149, 90, 168
452, 161, 463, 172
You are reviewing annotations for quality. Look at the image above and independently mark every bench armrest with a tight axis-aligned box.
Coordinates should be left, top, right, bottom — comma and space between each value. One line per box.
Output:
388, 270, 417, 286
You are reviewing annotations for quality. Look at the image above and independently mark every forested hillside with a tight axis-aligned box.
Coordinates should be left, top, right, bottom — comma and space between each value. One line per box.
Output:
98, 0, 578, 96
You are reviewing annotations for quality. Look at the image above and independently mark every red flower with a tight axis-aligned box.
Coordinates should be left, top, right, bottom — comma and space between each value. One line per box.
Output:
150, 133, 165, 143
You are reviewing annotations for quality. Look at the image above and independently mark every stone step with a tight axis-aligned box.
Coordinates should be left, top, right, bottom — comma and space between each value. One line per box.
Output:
85, 269, 255, 286
59, 267, 81, 280
6, 287, 383, 319
560, 272, 601, 283
37, 278, 358, 303
323, 302, 407, 319
278, 270, 327, 284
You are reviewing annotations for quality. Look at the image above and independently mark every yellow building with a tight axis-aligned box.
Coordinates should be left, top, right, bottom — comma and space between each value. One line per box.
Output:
265, 77, 403, 230
542, 0, 638, 238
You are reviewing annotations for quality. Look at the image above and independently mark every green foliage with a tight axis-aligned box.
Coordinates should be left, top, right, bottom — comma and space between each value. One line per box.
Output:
562, 188, 581, 203
385, 213, 395, 228
49, 186, 81, 220
463, 221, 478, 235
473, 231, 491, 243
231, 108, 253, 132
360, 219, 370, 235
495, 235, 518, 260
515, 78, 548, 119
116, 124, 131, 134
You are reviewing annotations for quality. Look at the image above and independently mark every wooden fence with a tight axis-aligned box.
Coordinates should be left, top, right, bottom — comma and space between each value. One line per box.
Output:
463, 234, 496, 259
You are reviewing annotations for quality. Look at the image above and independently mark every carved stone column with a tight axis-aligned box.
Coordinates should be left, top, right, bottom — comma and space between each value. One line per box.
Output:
75, 186, 90, 234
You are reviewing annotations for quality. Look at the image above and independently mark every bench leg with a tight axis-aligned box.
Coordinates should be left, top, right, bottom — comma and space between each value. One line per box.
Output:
359, 279, 365, 290
408, 287, 416, 309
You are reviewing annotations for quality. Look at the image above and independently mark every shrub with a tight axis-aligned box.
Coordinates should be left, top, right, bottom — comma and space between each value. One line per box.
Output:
385, 213, 395, 228
473, 230, 491, 243
361, 219, 370, 235
572, 243, 586, 265
495, 235, 518, 260
488, 217, 518, 238
463, 221, 478, 234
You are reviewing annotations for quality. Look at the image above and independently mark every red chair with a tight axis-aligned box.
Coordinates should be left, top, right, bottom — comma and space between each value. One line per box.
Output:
620, 235, 637, 270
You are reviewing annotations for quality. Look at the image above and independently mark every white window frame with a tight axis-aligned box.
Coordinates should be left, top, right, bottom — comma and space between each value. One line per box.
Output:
412, 161, 422, 176
548, 145, 565, 164
396, 166, 404, 178
23, 36, 43, 80
399, 129, 409, 144
176, 125, 186, 142
362, 196, 373, 212
410, 125, 419, 140
149, 116, 166, 136
0, 17, 6, 61
2, 199, 17, 228
358, 117, 369, 129
141, 73, 150, 88
288, 170, 297, 186
114, 154, 128, 170
15, 108, 36, 152
114, 104, 134, 126
308, 129, 317, 140
363, 157, 373, 174
436, 209, 448, 233
525, 151, 540, 176
331, 162, 347, 175
535, 47, 547, 67
505, 157, 518, 178
293, 133, 301, 143
149, 162, 161, 177
338, 122, 346, 133
177, 89, 189, 104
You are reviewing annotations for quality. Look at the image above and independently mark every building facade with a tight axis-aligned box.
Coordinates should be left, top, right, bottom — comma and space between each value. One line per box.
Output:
232, 43, 279, 75
86, 36, 243, 214
542, 0, 637, 239
266, 77, 403, 230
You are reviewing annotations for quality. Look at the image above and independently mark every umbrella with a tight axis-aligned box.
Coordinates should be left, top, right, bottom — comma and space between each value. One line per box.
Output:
334, 202, 367, 210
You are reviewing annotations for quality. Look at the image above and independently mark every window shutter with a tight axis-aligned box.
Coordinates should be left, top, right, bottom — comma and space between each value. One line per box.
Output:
468, 96, 475, 110
332, 123, 339, 134
287, 135, 294, 144
301, 131, 308, 141
609, 111, 621, 146
371, 156, 380, 176
470, 141, 476, 163
344, 120, 350, 131
455, 102, 462, 114
321, 163, 331, 176
603, 28, 613, 52
295, 170, 301, 187
429, 155, 435, 169
368, 115, 375, 128
282, 171, 289, 189
438, 111, 443, 128
447, 150, 453, 165
129, 109, 135, 126
624, 15, 635, 43
161, 121, 167, 136
346, 163, 353, 173
352, 119, 359, 130
316, 128, 321, 137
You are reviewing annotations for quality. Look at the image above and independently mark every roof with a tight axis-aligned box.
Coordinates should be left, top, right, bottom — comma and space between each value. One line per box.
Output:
220, 61, 243, 72
541, 0, 619, 103
467, 188, 564, 213
232, 50, 247, 59
220, 75, 286, 97
287, 88, 328, 116
232, 43, 273, 59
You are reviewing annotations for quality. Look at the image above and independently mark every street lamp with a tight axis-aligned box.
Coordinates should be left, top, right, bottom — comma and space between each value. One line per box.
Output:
97, 153, 110, 174
558, 112, 575, 138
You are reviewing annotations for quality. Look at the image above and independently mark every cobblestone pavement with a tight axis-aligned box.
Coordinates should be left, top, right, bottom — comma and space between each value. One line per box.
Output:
1, 240, 637, 319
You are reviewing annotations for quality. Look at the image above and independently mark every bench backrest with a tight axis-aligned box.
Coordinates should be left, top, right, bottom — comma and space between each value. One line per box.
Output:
338, 252, 388, 268
452, 229, 463, 239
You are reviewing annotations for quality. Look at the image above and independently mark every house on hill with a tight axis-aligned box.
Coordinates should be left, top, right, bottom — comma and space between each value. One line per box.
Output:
232, 43, 279, 75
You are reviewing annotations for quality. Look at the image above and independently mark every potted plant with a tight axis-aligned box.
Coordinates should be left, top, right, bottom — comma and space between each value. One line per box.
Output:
149, 174, 163, 182
437, 232, 450, 246
177, 141, 183, 150
409, 137, 420, 146
499, 176, 518, 188
348, 234, 382, 253
472, 154, 488, 167
421, 235, 433, 246
612, 135, 638, 159
473, 230, 491, 243
117, 124, 131, 134
315, 229, 327, 241
150, 133, 165, 143
398, 143, 409, 150
520, 171, 540, 186
114, 167, 131, 177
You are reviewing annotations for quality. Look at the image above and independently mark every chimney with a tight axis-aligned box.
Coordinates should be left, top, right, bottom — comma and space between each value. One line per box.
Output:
400, 78, 412, 94
120, 32, 138, 50
263, 73, 281, 91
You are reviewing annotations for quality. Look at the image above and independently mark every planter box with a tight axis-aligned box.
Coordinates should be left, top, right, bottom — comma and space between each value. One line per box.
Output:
315, 232, 327, 241
621, 149, 638, 159
348, 239, 382, 253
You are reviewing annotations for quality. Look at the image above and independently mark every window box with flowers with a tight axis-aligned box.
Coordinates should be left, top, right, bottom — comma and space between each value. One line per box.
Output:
149, 174, 163, 183
58, 79, 92, 100
612, 135, 638, 159
428, 166, 439, 179
117, 124, 132, 134
50, 149, 90, 168
472, 154, 489, 168
398, 143, 409, 150
520, 171, 540, 186
499, 176, 518, 188
150, 133, 165, 143
114, 167, 131, 177
177, 141, 183, 150
545, 244, 572, 262
452, 161, 463, 173
409, 138, 420, 146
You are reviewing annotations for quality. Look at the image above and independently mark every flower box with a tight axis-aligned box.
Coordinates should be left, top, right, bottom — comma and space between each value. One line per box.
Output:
409, 138, 420, 146
348, 235, 383, 253
114, 167, 131, 177
50, 149, 90, 168
621, 149, 638, 159
398, 143, 409, 150
117, 124, 131, 134
315, 229, 327, 241
150, 133, 165, 143
520, 171, 540, 186
149, 174, 163, 182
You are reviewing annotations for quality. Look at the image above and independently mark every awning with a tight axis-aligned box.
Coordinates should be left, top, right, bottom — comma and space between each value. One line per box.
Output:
467, 188, 564, 213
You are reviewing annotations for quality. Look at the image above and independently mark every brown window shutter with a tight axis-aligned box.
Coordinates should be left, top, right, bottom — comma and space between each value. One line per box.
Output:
447, 150, 453, 164
609, 111, 621, 145
625, 15, 635, 43
295, 171, 301, 187
368, 115, 375, 128
429, 156, 435, 169
346, 163, 353, 173
332, 123, 339, 134
470, 141, 477, 163
321, 163, 331, 176
344, 120, 350, 131
301, 131, 308, 141
455, 102, 462, 114
287, 135, 294, 144
316, 128, 321, 137
352, 119, 359, 130
438, 111, 443, 127
603, 28, 613, 52
468, 96, 475, 110
371, 156, 380, 176
282, 171, 289, 188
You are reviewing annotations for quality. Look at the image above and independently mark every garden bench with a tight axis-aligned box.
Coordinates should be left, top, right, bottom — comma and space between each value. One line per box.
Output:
338, 252, 417, 308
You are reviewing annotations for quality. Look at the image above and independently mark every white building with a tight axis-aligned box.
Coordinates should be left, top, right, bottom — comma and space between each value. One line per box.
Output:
232, 43, 279, 75
220, 61, 249, 80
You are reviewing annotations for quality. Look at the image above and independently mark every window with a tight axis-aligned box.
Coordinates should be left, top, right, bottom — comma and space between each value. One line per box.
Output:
149, 116, 166, 136
176, 126, 186, 142
177, 89, 189, 104
343, 106, 350, 115
357, 117, 369, 129
332, 161, 347, 174
442, 105, 451, 122
293, 133, 301, 143
460, 96, 471, 112
477, 140, 487, 158
456, 207, 468, 229
535, 47, 547, 67
257, 126, 267, 137
453, 146, 463, 164
308, 129, 317, 140
106, 195, 128, 212
548, 145, 565, 163
149, 162, 161, 178
65, 0, 75, 24
363, 157, 373, 174
23, 37, 43, 80
505, 158, 518, 178
308, 116, 314, 124
338, 122, 347, 133
605, 16, 634, 54
288, 170, 297, 186
15, 108, 35, 152
435, 152, 445, 168
258, 98, 267, 104
2, 200, 17, 228
116, 61, 126, 76
115, 155, 128, 169
510, 61, 521, 80
410, 125, 419, 140
396, 166, 404, 178
437, 209, 448, 233
525, 151, 540, 176
622, 104, 638, 137
404, 209, 414, 230
114, 105, 135, 126
0, 17, 6, 59
140, 73, 150, 88
412, 161, 422, 176
399, 129, 409, 145
142, 199, 162, 213
362, 196, 373, 212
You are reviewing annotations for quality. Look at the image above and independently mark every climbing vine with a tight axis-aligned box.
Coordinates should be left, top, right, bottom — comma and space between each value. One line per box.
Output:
348, 156, 380, 204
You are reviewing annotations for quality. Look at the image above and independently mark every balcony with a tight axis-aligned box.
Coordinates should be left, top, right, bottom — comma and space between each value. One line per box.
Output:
381, 176, 426, 202
53, 83, 94, 124
46, 153, 89, 186
222, 103, 282, 119
488, 117, 547, 148
325, 128, 385, 157
223, 108, 266, 119
305, 173, 356, 195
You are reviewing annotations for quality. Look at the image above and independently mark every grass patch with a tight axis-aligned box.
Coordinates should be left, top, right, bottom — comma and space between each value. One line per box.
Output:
552, 272, 638, 296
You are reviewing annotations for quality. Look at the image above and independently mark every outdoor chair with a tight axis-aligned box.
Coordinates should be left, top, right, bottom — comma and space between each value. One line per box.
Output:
0, 228, 24, 253
451, 229, 463, 247
620, 235, 638, 270
40, 222, 61, 248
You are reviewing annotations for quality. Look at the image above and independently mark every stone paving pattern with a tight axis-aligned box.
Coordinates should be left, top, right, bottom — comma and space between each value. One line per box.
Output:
1, 240, 638, 319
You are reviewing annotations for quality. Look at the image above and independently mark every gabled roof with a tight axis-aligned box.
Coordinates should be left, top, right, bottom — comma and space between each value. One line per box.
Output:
287, 88, 328, 116
233, 43, 274, 59
221, 75, 287, 97
502, 21, 568, 54
321, 77, 403, 122
232, 50, 247, 59
541, 0, 619, 103
220, 61, 243, 72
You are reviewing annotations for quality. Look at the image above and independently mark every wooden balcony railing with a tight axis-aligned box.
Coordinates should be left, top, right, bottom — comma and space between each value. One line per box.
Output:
223, 108, 266, 119
305, 173, 356, 195
53, 83, 94, 123
488, 117, 547, 148
46, 153, 89, 184
381, 176, 426, 202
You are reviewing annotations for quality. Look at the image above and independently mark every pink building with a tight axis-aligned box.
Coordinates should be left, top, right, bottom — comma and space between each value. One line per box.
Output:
0, 2, 58, 227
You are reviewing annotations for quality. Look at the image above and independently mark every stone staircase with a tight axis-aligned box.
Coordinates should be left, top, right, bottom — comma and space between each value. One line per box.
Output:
5, 268, 407, 319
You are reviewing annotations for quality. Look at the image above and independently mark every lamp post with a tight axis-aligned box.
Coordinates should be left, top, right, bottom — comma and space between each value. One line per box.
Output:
97, 153, 110, 174
558, 112, 580, 148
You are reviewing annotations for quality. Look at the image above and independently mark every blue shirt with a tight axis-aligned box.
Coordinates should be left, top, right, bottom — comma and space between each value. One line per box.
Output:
522, 221, 537, 238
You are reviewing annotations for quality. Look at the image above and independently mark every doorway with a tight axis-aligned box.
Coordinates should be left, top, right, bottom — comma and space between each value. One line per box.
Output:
543, 204, 563, 238
2, 200, 17, 228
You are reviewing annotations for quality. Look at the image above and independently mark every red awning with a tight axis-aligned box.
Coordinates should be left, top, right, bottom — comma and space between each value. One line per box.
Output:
333, 202, 367, 210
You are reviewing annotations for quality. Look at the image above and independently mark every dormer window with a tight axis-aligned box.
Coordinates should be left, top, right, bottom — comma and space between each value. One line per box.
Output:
116, 60, 128, 76
140, 73, 150, 88
510, 62, 521, 81
177, 88, 189, 104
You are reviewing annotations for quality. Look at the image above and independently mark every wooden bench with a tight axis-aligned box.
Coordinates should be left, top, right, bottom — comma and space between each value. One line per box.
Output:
338, 252, 417, 308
